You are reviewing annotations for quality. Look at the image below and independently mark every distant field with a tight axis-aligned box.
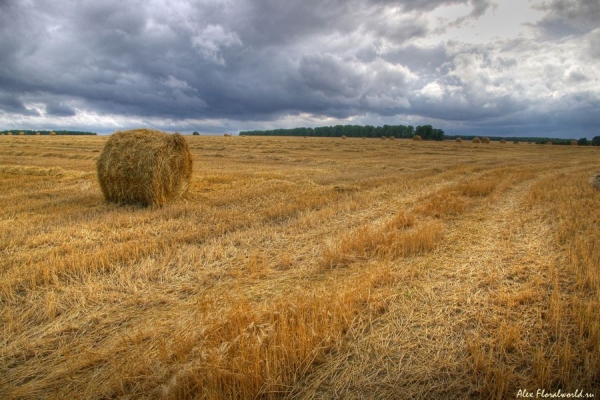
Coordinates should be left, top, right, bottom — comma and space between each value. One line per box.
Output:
1, 135, 598, 399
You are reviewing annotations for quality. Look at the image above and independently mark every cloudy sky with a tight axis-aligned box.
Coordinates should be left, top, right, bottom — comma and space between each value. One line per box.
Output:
1, 0, 599, 137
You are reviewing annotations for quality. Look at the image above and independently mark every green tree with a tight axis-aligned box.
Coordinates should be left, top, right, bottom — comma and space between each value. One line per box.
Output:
591, 136, 600, 146
577, 137, 589, 146
415, 125, 432, 140
415, 125, 444, 141
432, 128, 445, 141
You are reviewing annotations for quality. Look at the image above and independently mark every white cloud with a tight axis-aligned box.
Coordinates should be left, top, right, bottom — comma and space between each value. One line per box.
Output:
191, 24, 242, 65
420, 81, 445, 100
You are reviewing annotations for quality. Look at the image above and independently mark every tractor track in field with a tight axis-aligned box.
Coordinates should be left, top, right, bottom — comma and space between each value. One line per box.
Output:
290, 165, 575, 399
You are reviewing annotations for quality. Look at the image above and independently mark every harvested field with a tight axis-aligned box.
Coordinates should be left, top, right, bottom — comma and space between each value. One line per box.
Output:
1, 135, 599, 399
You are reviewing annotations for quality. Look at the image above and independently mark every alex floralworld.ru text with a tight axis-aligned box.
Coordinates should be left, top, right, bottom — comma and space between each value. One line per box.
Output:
517, 389, 594, 398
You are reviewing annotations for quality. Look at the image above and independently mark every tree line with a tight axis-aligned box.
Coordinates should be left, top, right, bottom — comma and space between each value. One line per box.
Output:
239, 124, 445, 140
0, 130, 97, 135
238, 124, 600, 145
445, 135, 600, 146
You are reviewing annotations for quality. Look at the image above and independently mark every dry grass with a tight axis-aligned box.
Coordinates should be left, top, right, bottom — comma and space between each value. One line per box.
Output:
1, 136, 598, 399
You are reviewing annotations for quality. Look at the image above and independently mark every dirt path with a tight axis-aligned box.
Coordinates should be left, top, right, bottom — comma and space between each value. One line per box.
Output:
290, 167, 563, 399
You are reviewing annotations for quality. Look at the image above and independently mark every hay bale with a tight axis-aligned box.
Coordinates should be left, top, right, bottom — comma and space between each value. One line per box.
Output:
570, 140, 578, 146
481, 136, 491, 144
546, 141, 553, 145
472, 137, 481, 143
456, 137, 462, 143
35, 132, 41, 135
96, 129, 193, 207
500, 139, 506, 144
49, 131, 56, 136
19, 131, 25, 135
341, 135, 347, 139
224, 133, 232, 137
413, 135, 422, 141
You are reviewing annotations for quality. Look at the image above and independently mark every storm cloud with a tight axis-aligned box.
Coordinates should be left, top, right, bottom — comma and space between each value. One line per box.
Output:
0, 0, 598, 137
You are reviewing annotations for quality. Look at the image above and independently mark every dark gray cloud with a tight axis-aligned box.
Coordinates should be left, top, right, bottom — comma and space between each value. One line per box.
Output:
532, 0, 600, 37
449, 0, 496, 28
45, 102, 76, 117
0, 93, 39, 116
0, 0, 598, 138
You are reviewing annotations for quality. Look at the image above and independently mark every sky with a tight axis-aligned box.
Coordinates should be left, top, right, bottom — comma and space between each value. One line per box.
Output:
1, 0, 599, 138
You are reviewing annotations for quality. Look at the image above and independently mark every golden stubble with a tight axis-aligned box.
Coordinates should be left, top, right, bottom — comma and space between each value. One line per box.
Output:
0, 135, 598, 399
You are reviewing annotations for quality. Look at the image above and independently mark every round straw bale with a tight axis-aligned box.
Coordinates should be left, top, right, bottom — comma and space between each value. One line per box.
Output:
413, 135, 422, 141
96, 129, 193, 207
472, 137, 481, 143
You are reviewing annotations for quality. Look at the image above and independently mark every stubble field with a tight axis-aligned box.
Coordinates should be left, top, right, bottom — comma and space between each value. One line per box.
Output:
1, 134, 599, 399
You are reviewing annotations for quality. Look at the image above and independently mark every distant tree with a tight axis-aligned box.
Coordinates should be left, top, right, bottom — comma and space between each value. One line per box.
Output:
193, 131, 200, 136
592, 136, 600, 146
414, 125, 445, 141
415, 125, 432, 140
577, 137, 589, 146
